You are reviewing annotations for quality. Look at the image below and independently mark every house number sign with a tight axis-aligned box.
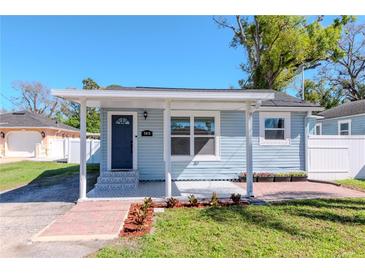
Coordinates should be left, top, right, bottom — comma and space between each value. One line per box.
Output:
141, 130, 153, 137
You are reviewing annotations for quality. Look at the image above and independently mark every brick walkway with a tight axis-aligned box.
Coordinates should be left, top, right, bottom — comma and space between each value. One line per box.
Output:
33, 200, 131, 241
235, 181, 365, 201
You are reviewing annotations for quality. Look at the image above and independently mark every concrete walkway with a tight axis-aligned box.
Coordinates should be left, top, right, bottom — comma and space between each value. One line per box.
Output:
34, 201, 130, 242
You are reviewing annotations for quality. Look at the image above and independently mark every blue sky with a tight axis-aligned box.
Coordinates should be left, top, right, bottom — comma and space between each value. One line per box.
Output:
1, 16, 364, 110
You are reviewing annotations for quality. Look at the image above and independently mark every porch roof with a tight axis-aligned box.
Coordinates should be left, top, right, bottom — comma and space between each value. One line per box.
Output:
52, 87, 275, 107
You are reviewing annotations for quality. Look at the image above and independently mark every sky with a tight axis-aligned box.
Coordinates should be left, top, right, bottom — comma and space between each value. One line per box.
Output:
1, 16, 364, 110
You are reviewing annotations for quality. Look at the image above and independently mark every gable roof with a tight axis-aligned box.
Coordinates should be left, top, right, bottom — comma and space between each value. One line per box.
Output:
318, 100, 365, 119
89, 86, 320, 108
0, 111, 79, 132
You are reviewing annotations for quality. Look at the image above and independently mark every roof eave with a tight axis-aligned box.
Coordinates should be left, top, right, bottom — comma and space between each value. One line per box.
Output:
51, 89, 275, 102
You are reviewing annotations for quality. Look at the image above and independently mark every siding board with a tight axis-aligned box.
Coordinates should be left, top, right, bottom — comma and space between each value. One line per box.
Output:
101, 108, 306, 180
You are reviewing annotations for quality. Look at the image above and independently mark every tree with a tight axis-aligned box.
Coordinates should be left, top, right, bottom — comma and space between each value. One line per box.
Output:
63, 78, 101, 133
320, 23, 365, 101
12, 81, 61, 117
214, 16, 352, 90
297, 79, 344, 109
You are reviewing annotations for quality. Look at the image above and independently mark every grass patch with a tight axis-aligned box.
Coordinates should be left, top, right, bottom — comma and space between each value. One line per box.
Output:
337, 179, 365, 192
96, 198, 365, 258
0, 161, 99, 191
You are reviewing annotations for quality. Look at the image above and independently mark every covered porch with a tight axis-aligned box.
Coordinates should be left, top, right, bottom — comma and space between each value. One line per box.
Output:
52, 87, 275, 200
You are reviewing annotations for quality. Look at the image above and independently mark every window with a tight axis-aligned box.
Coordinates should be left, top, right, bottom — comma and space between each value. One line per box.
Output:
259, 112, 291, 145
171, 111, 220, 161
315, 123, 322, 135
171, 117, 190, 155
338, 120, 351, 135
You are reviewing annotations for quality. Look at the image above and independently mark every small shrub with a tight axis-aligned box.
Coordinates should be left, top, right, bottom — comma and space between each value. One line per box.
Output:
134, 207, 147, 225
255, 172, 274, 177
210, 192, 219, 207
289, 171, 307, 177
142, 197, 153, 211
230, 193, 241, 204
166, 197, 179, 208
188, 194, 198, 206
275, 172, 290, 177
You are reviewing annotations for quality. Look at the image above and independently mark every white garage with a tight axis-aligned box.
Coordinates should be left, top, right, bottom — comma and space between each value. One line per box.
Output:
6, 131, 42, 157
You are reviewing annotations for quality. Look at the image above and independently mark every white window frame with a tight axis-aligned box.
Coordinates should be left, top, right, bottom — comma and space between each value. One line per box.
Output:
315, 123, 322, 135
338, 119, 351, 136
259, 112, 291, 145
171, 110, 220, 161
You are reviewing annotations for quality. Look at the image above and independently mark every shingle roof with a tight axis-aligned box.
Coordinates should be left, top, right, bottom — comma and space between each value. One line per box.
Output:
0, 111, 79, 131
318, 100, 365, 119
103, 86, 320, 108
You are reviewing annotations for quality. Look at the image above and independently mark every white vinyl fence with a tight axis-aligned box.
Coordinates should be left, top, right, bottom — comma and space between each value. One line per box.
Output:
308, 135, 365, 180
48, 138, 100, 164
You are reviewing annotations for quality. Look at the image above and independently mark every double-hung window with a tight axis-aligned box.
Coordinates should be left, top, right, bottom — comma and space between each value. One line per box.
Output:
338, 120, 351, 135
171, 111, 220, 161
259, 112, 291, 145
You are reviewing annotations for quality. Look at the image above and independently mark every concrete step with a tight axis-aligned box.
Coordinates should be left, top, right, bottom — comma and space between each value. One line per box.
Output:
97, 176, 138, 185
101, 170, 138, 178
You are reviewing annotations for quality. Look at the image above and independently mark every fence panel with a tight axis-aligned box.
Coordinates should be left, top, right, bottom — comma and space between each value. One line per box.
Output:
308, 135, 365, 180
66, 138, 101, 164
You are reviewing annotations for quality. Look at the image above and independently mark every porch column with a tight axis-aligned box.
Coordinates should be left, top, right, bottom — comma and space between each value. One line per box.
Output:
163, 100, 172, 198
79, 99, 87, 200
245, 103, 254, 197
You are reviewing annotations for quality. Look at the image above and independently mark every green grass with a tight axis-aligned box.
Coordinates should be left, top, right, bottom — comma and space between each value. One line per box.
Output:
0, 161, 99, 191
337, 179, 365, 192
96, 198, 365, 258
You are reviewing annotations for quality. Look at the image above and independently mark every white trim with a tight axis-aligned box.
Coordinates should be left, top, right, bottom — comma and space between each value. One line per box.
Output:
258, 106, 324, 112
259, 112, 291, 145
107, 111, 138, 170
170, 110, 221, 162
319, 113, 365, 121
338, 119, 352, 136
52, 89, 275, 102
315, 123, 322, 135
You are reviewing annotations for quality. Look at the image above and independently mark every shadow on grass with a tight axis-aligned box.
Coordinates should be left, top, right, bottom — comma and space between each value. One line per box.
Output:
0, 164, 99, 203
200, 198, 365, 237
200, 206, 306, 237
276, 198, 365, 210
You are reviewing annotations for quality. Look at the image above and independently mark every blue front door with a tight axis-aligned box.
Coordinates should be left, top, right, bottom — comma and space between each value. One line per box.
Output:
111, 115, 133, 169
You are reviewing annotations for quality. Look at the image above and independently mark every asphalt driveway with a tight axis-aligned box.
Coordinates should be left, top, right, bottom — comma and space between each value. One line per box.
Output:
0, 173, 108, 258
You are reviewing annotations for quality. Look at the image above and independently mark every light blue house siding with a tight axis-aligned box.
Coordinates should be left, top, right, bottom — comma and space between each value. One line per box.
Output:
100, 108, 306, 181
318, 114, 365, 135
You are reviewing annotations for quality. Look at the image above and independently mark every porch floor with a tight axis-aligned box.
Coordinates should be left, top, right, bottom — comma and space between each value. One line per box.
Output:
87, 180, 245, 199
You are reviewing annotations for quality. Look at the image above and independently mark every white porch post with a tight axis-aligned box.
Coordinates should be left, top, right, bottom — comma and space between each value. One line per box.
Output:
164, 100, 172, 198
79, 99, 87, 200
245, 103, 254, 197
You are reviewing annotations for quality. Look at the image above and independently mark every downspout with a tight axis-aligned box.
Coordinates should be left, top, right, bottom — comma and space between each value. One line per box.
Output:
304, 111, 311, 172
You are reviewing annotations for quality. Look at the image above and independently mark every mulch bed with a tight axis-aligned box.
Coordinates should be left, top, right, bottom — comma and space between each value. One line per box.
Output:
120, 198, 250, 237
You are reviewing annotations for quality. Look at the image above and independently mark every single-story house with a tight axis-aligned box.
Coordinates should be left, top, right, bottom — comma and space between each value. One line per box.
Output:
314, 99, 365, 135
0, 111, 79, 158
53, 87, 322, 199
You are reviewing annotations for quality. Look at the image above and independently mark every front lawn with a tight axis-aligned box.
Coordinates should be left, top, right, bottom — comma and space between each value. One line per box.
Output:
0, 161, 99, 191
96, 198, 365, 258
337, 179, 365, 192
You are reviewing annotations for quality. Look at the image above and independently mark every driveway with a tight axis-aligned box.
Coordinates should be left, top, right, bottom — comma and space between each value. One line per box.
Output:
0, 174, 108, 258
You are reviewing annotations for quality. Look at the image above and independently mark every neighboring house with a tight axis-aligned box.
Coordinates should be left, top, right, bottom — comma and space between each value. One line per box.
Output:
0, 111, 79, 158
53, 87, 322, 199
314, 100, 365, 136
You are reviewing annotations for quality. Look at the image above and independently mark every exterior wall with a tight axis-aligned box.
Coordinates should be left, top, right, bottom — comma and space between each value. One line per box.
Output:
100, 108, 306, 181
0, 127, 79, 157
318, 114, 365, 135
